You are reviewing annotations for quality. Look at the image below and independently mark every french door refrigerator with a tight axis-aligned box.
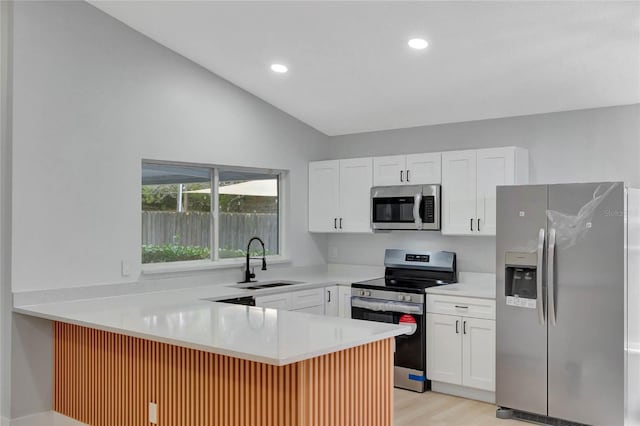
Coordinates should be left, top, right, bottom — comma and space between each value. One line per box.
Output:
496, 182, 640, 426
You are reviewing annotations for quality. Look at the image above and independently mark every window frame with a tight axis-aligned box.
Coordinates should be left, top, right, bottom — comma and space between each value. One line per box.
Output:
141, 160, 288, 274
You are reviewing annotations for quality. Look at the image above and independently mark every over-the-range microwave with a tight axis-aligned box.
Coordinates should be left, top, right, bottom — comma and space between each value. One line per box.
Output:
370, 184, 441, 231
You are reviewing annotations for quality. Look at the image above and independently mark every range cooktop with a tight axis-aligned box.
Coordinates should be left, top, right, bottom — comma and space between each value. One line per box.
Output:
352, 249, 457, 293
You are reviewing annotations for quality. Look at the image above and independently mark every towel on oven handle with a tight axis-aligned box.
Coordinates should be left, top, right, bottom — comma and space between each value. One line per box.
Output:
351, 297, 423, 314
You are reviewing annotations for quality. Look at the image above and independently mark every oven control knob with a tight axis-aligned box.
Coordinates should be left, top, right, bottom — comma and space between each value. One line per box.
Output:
365, 291, 371, 297
404, 295, 412, 302
397, 295, 404, 301
359, 290, 365, 296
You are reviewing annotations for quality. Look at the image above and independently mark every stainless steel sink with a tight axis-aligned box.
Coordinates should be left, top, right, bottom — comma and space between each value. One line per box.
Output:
231, 280, 304, 290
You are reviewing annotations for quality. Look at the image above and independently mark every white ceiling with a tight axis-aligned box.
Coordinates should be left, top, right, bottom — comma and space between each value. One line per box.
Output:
89, 1, 640, 136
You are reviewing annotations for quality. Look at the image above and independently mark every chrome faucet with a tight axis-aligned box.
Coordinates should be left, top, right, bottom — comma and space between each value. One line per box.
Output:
239, 237, 267, 283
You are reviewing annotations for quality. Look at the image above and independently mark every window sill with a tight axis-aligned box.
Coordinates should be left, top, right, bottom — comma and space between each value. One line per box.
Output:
141, 256, 291, 276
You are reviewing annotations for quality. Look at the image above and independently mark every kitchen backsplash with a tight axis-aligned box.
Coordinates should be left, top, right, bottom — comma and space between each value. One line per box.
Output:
327, 232, 495, 273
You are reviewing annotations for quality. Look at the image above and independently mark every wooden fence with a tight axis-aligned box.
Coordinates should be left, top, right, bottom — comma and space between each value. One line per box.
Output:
142, 211, 278, 253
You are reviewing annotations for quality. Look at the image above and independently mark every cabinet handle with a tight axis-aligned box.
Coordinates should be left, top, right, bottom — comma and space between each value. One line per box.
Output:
455, 320, 459, 334
339, 218, 343, 229
406, 169, 410, 182
455, 305, 469, 309
463, 320, 467, 335
477, 218, 481, 232
400, 170, 404, 182
327, 290, 331, 303
334, 218, 337, 229
470, 218, 474, 232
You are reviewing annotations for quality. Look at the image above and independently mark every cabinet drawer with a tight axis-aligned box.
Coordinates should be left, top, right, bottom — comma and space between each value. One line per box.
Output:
292, 304, 325, 315
255, 293, 290, 310
290, 288, 325, 310
427, 294, 495, 320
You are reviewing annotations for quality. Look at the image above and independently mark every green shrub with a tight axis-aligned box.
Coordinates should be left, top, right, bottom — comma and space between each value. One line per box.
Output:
142, 244, 210, 263
142, 244, 273, 263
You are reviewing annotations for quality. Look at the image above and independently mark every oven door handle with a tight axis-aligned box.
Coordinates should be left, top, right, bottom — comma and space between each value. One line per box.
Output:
413, 192, 423, 230
351, 297, 423, 315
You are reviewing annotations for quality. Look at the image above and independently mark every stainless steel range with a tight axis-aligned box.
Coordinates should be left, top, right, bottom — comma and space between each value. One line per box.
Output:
351, 249, 457, 392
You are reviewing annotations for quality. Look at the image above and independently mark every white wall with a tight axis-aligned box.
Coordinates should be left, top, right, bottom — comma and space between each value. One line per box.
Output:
326, 105, 640, 272
11, 1, 329, 293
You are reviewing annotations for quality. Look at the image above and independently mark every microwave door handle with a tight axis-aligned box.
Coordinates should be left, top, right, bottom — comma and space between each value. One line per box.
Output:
413, 193, 423, 230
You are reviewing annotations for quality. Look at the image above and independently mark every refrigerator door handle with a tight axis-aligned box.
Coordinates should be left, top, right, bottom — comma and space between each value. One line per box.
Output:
537, 228, 546, 325
548, 227, 557, 326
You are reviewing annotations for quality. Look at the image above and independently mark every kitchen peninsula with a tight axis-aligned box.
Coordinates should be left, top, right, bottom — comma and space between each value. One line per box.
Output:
15, 284, 408, 426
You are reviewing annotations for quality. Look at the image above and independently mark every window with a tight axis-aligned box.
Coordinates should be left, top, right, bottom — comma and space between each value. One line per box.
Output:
141, 162, 281, 266
218, 170, 279, 259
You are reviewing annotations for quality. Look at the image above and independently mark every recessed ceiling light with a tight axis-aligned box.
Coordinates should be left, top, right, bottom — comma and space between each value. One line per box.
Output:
270, 63, 288, 73
408, 38, 429, 50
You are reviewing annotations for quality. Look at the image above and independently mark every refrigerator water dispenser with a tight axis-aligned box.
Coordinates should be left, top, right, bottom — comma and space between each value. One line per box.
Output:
504, 252, 537, 299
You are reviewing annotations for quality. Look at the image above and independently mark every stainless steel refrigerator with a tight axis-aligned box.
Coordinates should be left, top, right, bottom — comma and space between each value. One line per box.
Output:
496, 182, 640, 426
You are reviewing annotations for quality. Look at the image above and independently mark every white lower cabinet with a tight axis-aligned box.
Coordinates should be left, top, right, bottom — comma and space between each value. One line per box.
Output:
292, 304, 325, 315
255, 287, 326, 314
338, 286, 352, 318
324, 286, 340, 317
462, 317, 496, 391
427, 313, 463, 385
254, 285, 353, 318
254, 292, 290, 310
427, 295, 496, 393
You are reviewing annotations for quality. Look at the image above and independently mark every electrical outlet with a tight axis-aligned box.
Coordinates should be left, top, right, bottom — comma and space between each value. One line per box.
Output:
149, 402, 158, 424
121, 260, 131, 277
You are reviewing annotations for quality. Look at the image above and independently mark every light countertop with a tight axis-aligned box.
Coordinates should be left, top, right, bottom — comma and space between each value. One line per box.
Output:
425, 272, 496, 299
14, 268, 409, 366
13, 267, 495, 365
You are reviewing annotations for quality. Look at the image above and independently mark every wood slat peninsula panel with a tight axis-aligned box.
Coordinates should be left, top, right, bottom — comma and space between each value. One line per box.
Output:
53, 322, 393, 426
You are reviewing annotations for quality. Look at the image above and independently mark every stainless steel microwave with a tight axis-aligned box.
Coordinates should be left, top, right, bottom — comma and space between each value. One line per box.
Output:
371, 184, 441, 231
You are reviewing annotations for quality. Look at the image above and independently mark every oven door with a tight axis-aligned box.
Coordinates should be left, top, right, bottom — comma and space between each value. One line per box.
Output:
351, 297, 426, 392
371, 184, 440, 231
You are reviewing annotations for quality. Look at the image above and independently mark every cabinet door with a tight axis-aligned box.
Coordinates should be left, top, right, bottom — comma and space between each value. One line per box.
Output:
373, 155, 406, 186
324, 286, 340, 317
309, 160, 340, 232
462, 318, 496, 391
255, 293, 290, 310
406, 152, 442, 184
292, 304, 325, 315
338, 286, 352, 318
339, 158, 373, 233
441, 150, 477, 235
476, 148, 515, 236
289, 288, 325, 310
427, 313, 462, 385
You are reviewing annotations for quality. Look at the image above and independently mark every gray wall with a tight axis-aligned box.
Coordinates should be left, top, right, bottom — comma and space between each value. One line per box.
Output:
326, 104, 640, 272
5, 0, 330, 419
11, 1, 329, 293
0, 1, 11, 421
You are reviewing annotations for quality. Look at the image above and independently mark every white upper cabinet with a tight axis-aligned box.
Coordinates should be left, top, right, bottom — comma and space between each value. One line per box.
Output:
373, 153, 442, 186
442, 150, 478, 235
442, 147, 528, 236
308, 158, 373, 233
308, 160, 340, 233
406, 152, 442, 184
373, 155, 406, 186
339, 158, 374, 233
309, 147, 526, 235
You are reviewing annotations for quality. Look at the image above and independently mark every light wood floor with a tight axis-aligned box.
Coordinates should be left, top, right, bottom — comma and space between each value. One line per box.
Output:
394, 389, 524, 426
